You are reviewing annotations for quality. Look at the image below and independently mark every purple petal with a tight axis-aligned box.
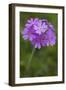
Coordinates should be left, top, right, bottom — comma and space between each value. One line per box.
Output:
23, 35, 28, 40
35, 43, 41, 49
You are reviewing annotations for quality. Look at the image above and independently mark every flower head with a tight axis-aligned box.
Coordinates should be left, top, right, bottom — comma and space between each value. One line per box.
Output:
34, 19, 48, 35
21, 18, 56, 49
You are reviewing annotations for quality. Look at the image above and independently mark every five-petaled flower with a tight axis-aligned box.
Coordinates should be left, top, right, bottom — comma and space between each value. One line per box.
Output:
21, 18, 56, 49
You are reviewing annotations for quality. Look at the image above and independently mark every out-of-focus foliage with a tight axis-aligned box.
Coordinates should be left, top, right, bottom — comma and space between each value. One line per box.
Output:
20, 12, 58, 77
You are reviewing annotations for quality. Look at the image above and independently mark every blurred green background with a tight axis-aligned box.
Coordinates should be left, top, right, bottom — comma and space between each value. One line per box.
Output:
20, 12, 58, 77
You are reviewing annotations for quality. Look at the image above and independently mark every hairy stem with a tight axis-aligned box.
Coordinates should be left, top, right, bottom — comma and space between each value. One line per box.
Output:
26, 47, 36, 72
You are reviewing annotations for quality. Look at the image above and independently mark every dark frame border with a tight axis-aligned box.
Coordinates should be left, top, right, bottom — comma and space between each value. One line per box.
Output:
9, 3, 64, 86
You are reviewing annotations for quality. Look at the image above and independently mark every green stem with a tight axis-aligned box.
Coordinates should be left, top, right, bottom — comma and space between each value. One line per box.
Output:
26, 47, 36, 72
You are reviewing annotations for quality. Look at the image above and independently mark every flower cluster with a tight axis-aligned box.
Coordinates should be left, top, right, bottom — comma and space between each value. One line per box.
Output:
21, 18, 56, 49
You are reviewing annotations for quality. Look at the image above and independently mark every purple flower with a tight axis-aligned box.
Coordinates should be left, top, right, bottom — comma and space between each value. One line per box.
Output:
25, 18, 39, 28
34, 20, 48, 35
21, 18, 56, 49
46, 28, 56, 46
31, 34, 48, 49
22, 28, 36, 41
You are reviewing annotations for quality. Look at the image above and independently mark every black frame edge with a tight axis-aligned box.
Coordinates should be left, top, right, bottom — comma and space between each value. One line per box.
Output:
9, 4, 15, 86
9, 3, 64, 9
62, 6, 65, 84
